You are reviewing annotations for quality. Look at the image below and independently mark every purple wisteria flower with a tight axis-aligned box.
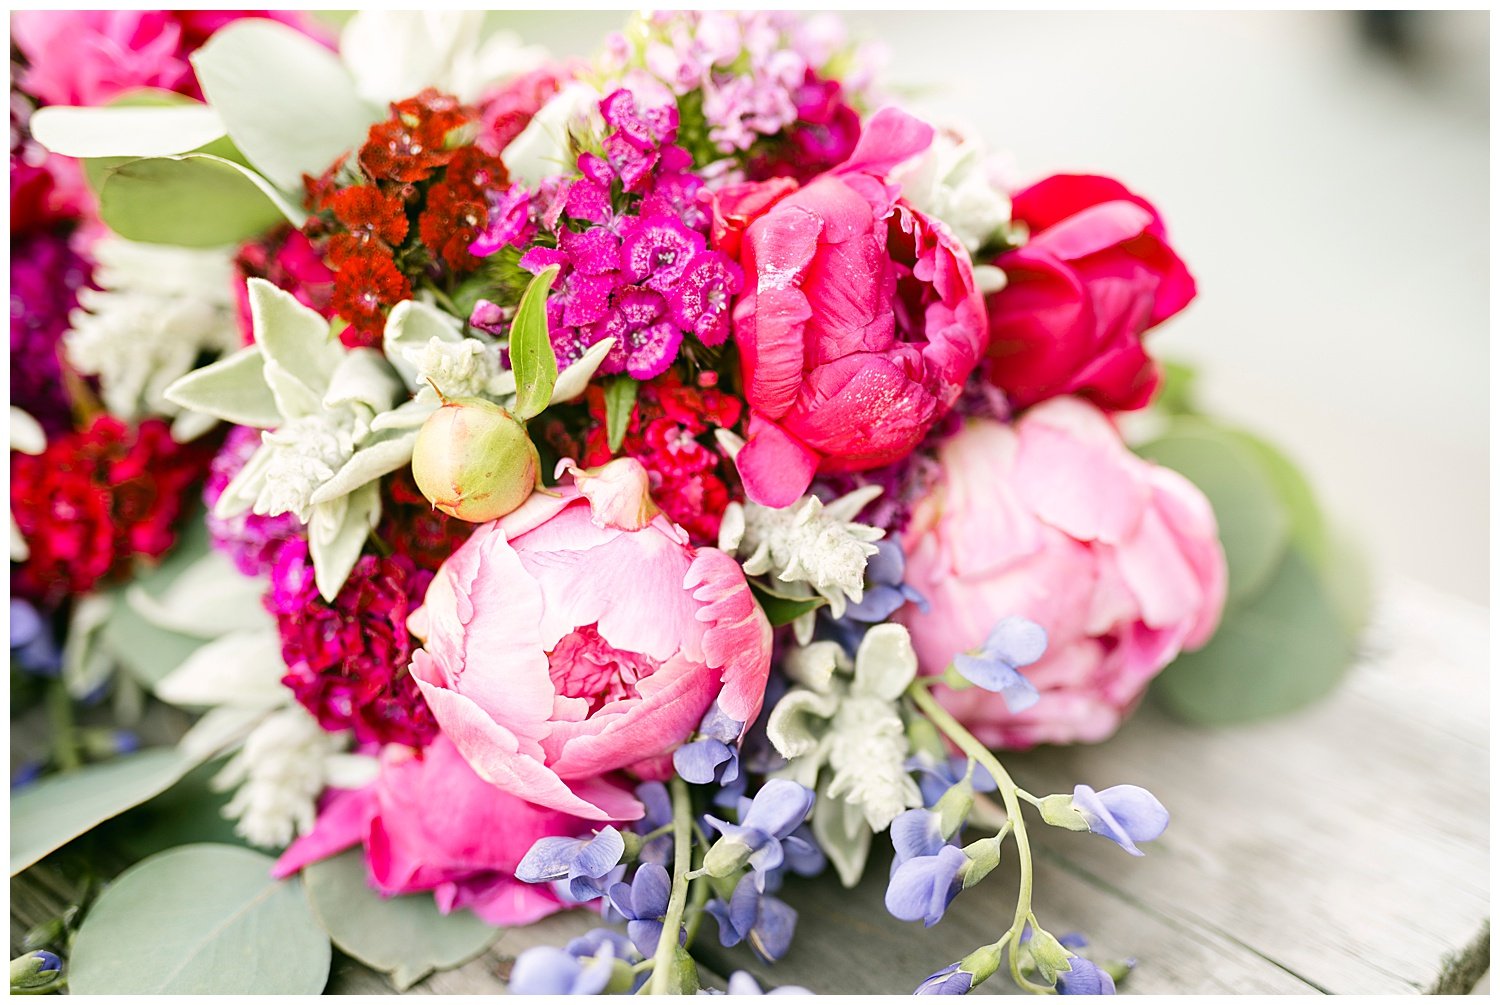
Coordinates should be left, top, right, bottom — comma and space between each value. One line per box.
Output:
885, 807, 969, 927
10, 598, 61, 676
673, 703, 742, 785
952, 616, 1047, 712
606, 861, 672, 957
702, 779, 816, 891
843, 538, 927, 623
1071, 784, 1169, 857
913, 962, 974, 995
705, 873, 798, 963
565, 927, 640, 964
906, 751, 996, 808
723, 971, 814, 995
1056, 956, 1117, 995
508, 944, 617, 995
515, 826, 627, 902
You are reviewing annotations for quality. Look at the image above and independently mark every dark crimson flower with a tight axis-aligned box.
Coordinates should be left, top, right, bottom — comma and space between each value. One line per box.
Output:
11, 416, 213, 604
326, 185, 410, 264
331, 250, 411, 345
234, 227, 336, 342
11, 228, 89, 435
377, 469, 475, 573
268, 541, 437, 748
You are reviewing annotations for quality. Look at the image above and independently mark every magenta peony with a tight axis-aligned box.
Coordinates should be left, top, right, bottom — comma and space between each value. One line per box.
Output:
717, 107, 988, 507
408, 459, 773, 821
983, 174, 1197, 412
272, 736, 584, 926
896, 398, 1226, 748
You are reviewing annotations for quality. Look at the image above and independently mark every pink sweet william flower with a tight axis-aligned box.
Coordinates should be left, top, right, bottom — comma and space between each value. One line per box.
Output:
407, 458, 774, 821
272, 736, 584, 926
983, 174, 1197, 412
716, 107, 988, 508
895, 398, 1226, 748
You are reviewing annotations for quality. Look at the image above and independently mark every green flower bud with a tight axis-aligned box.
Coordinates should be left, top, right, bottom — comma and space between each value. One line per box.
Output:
934, 779, 975, 840
961, 836, 1001, 889
701, 835, 753, 879
1025, 928, 1072, 985
957, 943, 1004, 989
412, 396, 539, 523
11, 951, 63, 994
1038, 792, 1090, 831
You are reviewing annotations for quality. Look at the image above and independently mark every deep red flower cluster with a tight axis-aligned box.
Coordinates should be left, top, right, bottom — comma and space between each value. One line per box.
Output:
581, 372, 743, 543
267, 541, 438, 748
305, 89, 510, 346
377, 469, 475, 574
10, 416, 214, 605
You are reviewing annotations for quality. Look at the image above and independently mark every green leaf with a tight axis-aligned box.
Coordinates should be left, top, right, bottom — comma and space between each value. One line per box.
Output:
509, 265, 561, 421
603, 376, 639, 453
68, 844, 330, 994
10, 748, 202, 875
95, 154, 297, 248
30, 102, 226, 160
1136, 420, 1291, 610
303, 851, 499, 990
1154, 358, 1200, 416
1151, 548, 1354, 726
190, 19, 377, 191
100, 512, 213, 691
748, 581, 828, 627
164, 345, 280, 428
108, 760, 250, 862
1222, 427, 1330, 570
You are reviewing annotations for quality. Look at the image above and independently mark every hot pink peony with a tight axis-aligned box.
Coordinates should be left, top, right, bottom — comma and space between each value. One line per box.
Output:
983, 174, 1196, 412
716, 107, 988, 507
407, 458, 773, 821
896, 398, 1226, 748
272, 736, 583, 926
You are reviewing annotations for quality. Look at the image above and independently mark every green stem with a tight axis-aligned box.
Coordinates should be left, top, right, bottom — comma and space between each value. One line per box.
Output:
647, 776, 694, 995
909, 685, 1052, 994
46, 680, 81, 772
683, 876, 710, 948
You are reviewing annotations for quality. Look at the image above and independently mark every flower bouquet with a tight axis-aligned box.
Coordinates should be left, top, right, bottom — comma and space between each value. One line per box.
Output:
9, 10, 1369, 996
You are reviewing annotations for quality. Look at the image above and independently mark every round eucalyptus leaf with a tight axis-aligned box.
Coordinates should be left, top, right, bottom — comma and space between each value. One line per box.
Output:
1137, 421, 1291, 610
303, 850, 499, 990
69, 844, 330, 994
96, 154, 292, 248
1151, 548, 1354, 726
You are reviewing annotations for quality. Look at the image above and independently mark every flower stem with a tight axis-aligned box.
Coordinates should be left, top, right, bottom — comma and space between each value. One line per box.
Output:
647, 776, 694, 995
908, 684, 1052, 994
46, 680, 81, 772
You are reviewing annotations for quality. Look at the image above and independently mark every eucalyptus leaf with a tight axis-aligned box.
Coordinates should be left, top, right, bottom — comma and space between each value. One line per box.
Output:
303, 851, 500, 990
1224, 427, 1331, 570
191, 19, 377, 191
96, 154, 295, 247
30, 103, 226, 159
1152, 548, 1353, 726
68, 844, 330, 994
1136, 420, 1291, 610
10, 748, 202, 875
604, 376, 639, 453
164, 345, 280, 428
510, 265, 560, 421
749, 582, 828, 627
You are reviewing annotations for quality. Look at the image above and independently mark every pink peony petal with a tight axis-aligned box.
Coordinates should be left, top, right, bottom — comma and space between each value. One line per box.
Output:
271, 788, 375, 878
736, 417, 820, 507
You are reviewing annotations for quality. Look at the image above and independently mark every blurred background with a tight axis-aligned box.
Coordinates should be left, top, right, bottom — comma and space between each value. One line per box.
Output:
499, 10, 1490, 607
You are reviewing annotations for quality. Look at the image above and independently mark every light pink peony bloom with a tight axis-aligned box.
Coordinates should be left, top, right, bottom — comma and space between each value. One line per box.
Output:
716, 107, 988, 507
272, 736, 582, 926
408, 458, 773, 820
896, 398, 1226, 748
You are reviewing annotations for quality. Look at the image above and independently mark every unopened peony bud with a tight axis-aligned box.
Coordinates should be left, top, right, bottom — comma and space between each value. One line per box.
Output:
412, 396, 538, 522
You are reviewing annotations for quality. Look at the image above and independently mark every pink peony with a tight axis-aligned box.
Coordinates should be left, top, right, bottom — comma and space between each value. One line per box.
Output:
896, 398, 1226, 748
272, 736, 584, 926
408, 458, 773, 821
717, 107, 988, 507
983, 174, 1196, 413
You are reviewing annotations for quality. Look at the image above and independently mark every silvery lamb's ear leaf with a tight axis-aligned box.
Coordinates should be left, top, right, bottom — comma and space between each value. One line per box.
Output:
10, 408, 45, 454
263, 360, 324, 422
168, 408, 219, 444
249, 279, 341, 396
325, 348, 404, 416
177, 704, 267, 762
551, 336, 616, 405
191, 19, 378, 191
781, 640, 847, 692
30, 102, 226, 159
154, 629, 288, 710
371, 398, 439, 432
309, 430, 418, 506
310, 482, 381, 603
765, 689, 840, 759
383, 299, 465, 390
813, 788, 873, 889
127, 551, 273, 639
852, 623, 919, 701
214, 440, 273, 520
164, 345, 279, 428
